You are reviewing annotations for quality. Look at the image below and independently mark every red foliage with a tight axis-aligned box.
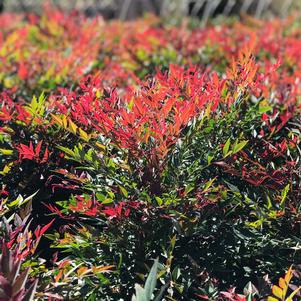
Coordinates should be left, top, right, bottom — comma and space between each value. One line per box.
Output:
16, 141, 49, 163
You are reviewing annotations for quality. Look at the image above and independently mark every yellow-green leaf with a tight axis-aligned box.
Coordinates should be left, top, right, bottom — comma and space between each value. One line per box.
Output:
68, 118, 77, 135
223, 138, 231, 157
0, 148, 13, 155
0, 162, 13, 175
79, 128, 90, 141
62, 115, 68, 129
280, 184, 290, 208
233, 140, 248, 154
95, 142, 106, 150
203, 177, 216, 192
119, 186, 128, 198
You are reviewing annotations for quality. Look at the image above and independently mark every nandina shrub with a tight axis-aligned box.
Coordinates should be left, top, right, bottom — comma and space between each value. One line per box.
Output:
1, 7, 301, 301
40, 69, 300, 300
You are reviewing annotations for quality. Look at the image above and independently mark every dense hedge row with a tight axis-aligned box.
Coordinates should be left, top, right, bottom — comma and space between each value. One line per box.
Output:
0, 7, 301, 301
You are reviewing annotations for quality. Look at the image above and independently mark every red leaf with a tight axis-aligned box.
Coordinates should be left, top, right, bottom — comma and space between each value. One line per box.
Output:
18, 63, 28, 80
41, 147, 49, 163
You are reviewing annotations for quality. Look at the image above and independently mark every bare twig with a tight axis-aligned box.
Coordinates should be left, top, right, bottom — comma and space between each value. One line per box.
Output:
223, 0, 236, 16
201, 0, 221, 26
119, 0, 132, 20
191, 0, 206, 17
241, 0, 253, 14
281, 0, 293, 17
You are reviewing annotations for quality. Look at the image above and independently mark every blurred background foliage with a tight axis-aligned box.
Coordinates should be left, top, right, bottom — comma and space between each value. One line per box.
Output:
0, 0, 300, 21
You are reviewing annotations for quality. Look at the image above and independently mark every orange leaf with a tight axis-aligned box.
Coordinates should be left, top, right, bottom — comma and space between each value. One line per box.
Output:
91, 265, 114, 274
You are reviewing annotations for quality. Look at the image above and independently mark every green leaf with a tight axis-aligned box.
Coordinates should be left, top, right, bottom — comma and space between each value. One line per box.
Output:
259, 106, 272, 113
259, 103, 272, 113
144, 259, 159, 300
266, 195, 272, 209
57, 146, 75, 158
280, 184, 290, 208
119, 186, 128, 198
224, 180, 240, 193
203, 178, 216, 192
223, 138, 231, 157
8, 191, 38, 208
31, 95, 38, 112
27, 92, 46, 116
170, 235, 177, 251
155, 197, 163, 206
132, 284, 147, 301
207, 155, 214, 165
171, 266, 181, 280
232, 140, 248, 154
184, 184, 194, 195
79, 128, 90, 142
131, 259, 158, 301
96, 193, 105, 203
